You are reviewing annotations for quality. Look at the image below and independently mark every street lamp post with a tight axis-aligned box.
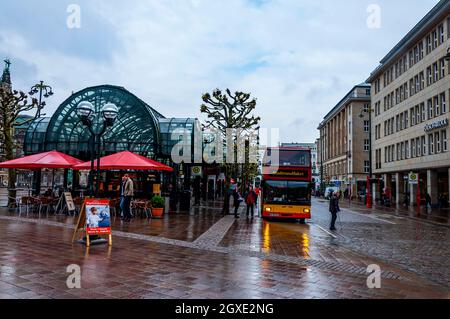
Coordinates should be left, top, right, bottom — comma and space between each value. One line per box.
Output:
360, 105, 373, 208
76, 101, 118, 196
29, 81, 53, 118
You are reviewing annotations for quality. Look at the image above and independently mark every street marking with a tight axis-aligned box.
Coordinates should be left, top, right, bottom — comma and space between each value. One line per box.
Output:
313, 199, 396, 225
341, 209, 396, 225
313, 224, 338, 238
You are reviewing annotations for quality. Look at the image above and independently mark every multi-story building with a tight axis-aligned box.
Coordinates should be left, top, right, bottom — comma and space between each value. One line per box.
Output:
367, 0, 450, 206
280, 142, 318, 178
318, 84, 371, 195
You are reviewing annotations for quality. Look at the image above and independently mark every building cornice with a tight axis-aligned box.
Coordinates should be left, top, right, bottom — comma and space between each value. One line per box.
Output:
367, 0, 450, 83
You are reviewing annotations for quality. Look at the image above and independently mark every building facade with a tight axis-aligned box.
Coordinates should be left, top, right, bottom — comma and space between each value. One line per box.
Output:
318, 84, 371, 195
367, 0, 450, 206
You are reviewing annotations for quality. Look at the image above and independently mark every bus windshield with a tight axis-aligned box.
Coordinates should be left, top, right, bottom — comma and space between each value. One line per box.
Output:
263, 180, 311, 205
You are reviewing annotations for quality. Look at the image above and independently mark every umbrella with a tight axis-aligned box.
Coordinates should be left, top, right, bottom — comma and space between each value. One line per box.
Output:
72, 151, 173, 171
0, 150, 83, 169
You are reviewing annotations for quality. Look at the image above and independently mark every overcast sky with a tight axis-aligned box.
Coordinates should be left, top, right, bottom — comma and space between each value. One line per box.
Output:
0, 0, 440, 143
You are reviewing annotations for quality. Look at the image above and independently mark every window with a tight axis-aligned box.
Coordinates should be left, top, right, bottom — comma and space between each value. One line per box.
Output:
428, 99, 433, 119
421, 103, 426, 121
427, 66, 432, 85
439, 24, 444, 44
396, 143, 400, 161
433, 62, 439, 82
416, 137, 421, 156
434, 95, 440, 116
401, 142, 404, 160
410, 79, 415, 96
410, 107, 415, 126
426, 35, 432, 54
442, 130, 448, 152
411, 139, 416, 158
415, 105, 420, 124
404, 110, 408, 128
364, 139, 370, 151
440, 58, 446, 79
435, 132, 441, 153
420, 72, 425, 90
384, 146, 387, 163
419, 41, 424, 60
364, 161, 370, 174
414, 46, 419, 64
441, 92, 446, 113
363, 103, 369, 112
364, 120, 369, 132
399, 114, 403, 130
429, 134, 434, 155
433, 30, 438, 49
422, 135, 426, 155
405, 140, 409, 159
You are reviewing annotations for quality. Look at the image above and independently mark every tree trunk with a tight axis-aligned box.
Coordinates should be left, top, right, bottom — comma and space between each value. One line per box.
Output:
4, 126, 16, 208
222, 164, 230, 215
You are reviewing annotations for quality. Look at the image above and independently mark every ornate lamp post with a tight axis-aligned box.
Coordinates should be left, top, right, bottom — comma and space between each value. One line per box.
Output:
29, 81, 53, 118
76, 101, 118, 196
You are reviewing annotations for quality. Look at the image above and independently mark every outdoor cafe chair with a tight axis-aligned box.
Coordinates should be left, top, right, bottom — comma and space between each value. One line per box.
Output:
18, 196, 34, 217
37, 197, 53, 218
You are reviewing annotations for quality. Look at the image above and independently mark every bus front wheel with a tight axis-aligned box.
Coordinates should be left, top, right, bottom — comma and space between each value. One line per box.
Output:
299, 218, 306, 224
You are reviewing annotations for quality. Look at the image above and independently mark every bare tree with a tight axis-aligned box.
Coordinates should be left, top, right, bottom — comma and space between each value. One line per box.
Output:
0, 86, 39, 207
200, 89, 260, 214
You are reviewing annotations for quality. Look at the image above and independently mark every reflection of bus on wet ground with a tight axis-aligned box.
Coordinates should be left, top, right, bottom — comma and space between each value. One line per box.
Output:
261, 147, 312, 223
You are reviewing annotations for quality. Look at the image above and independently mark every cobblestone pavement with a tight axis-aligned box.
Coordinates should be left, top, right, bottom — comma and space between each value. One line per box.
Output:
311, 198, 450, 289
0, 200, 448, 299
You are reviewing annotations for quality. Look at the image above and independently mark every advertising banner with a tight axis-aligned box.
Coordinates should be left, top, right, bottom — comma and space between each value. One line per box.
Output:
85, 199, 111, 235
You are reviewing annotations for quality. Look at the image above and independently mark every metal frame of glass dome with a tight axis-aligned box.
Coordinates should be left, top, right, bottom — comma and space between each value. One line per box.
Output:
24, 85, 164, 161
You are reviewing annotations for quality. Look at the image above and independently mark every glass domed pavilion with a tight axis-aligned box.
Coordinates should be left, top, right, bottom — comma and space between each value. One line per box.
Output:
23, 85, 200, 196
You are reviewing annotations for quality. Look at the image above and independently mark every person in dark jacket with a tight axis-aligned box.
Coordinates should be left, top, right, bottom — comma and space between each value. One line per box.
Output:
425, 193, 432, 210
329, 192, 339, 231
232, 189, 242, 218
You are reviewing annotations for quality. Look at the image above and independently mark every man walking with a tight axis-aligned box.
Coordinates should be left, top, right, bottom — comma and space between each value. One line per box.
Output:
329, 192, 339, 231
245, 186, 257, 219
121, 174, 134, 222
425, 192, 432, 211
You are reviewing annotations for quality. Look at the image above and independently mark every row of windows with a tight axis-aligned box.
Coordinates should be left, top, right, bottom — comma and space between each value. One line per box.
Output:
379, 90, 448, 139
380, 129, 448, 164
375, 22, 446, 94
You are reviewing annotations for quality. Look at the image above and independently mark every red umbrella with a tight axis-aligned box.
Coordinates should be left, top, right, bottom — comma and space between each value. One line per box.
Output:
0, 150, 83, 169
72, 151, 173, 171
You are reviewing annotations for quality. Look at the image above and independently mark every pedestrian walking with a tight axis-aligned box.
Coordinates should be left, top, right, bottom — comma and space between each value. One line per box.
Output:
121, 174, 134, 222
245, 186, 257, 219
232, 188, 243, 218
425, 193, 432, 210
329, 192, 339, 231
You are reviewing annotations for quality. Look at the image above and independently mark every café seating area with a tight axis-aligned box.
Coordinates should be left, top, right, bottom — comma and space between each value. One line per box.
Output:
15, 195, 158, 220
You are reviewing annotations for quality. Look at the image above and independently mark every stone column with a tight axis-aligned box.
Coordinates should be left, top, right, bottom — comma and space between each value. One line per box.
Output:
395, 173, 401, 204
427, 169, 438, 205
410, 183, 416, 205
448, 168, 450, 208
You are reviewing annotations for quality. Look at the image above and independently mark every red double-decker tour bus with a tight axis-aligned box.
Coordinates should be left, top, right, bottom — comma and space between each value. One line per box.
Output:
261, 147, 312, 222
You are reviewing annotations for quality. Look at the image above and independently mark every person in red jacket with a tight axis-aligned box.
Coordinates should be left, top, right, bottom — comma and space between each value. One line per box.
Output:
245, 186, 257, 219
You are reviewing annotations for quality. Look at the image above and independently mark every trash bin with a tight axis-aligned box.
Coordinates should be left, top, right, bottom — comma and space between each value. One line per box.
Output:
179, 190, 192, 211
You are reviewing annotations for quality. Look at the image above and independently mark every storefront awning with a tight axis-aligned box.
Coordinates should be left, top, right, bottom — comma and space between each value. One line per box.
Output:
72, 151, 173, 172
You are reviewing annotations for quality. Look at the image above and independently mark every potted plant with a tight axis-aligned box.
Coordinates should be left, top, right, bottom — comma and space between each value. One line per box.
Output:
150, 195, 165, 218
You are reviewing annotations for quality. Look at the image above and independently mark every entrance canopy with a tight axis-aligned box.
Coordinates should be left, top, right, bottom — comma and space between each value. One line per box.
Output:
0, 150, 83, 169
73, 151, 173, 171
